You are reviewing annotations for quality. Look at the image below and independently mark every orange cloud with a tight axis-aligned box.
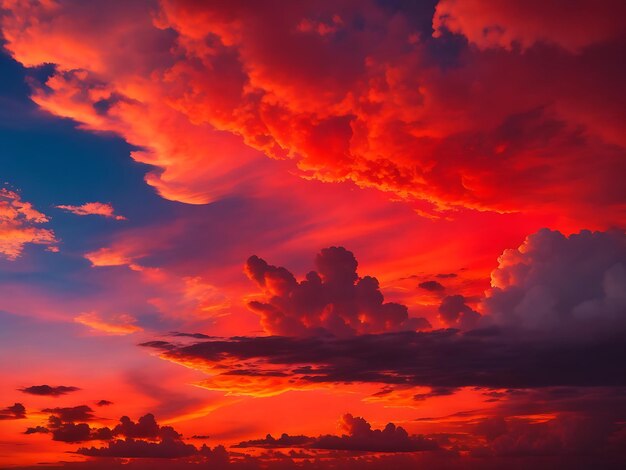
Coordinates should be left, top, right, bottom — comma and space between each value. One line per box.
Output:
56, 202, 125, 220
74, 312, 142, 335
0, 188, 58, 260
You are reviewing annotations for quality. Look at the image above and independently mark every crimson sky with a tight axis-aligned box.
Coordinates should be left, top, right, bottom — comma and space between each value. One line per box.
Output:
0, 1, 625, 469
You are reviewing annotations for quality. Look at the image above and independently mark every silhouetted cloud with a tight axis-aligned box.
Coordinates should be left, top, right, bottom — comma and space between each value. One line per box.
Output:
0, 403, 26, 420
20, 385, 80, 396
418, 280, 445, 292
142, 328, 626, 395
237, 414, 437, 452
438, 295, 480, 329
42, 406, 95, 422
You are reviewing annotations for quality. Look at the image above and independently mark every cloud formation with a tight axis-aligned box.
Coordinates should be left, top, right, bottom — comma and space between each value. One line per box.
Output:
0, 1, 623, 222
56, 202, 125, 220
19, 385, 80, 396
484, 229, 626, 331
237, 413, 437, 452
0, 403, 26, 420
0, 188, 57, 259
438, 295, 480, 329
74, 311, 142, 335
141, 327, 626, 397
245, 246, 429, 336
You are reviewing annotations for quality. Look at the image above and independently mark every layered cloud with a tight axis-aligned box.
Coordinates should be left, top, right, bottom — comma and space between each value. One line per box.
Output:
0, 0, 623, 222
0, 188, 57, 259
245, 246, 429, 336
56, 202, 125, 220
142, 327, 626, 397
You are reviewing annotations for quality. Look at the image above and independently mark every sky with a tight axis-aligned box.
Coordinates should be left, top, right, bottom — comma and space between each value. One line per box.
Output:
0, 0, 624, 469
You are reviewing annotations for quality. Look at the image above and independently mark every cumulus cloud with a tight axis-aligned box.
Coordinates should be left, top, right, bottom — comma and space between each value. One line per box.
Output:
0, 403, 26, 420
236, 413, 437, 452
20, 385, 80, 396
438, 295, 480, 329
0, 188, 57, 259
245, 246, 429, 336
26, 408, 228, 460
484, 229, 626, 331
56, 202, 125, 220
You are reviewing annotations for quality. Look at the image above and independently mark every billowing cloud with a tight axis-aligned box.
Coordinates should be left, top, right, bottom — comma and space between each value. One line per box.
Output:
484, 229, 626, 331
0, 403, 26, 420
438, 295, 480, 329
19, 385, 80, 396
245, 246, 429, 336
74, 311, 142, 335
237, 413, 437, 452
0, 188, 57, 259
0, 1, 623, 222
56, 202, 125, 220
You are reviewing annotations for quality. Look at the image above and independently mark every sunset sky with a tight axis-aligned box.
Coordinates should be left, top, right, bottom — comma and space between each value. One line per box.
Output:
0, 1, 625, 469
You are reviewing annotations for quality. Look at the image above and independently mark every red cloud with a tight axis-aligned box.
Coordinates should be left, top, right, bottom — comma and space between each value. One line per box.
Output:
0, 1, 623, 224
434, 0, 626, 52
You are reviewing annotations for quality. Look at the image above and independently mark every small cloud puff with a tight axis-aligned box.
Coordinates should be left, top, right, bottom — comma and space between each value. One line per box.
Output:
56, 202, 125, 220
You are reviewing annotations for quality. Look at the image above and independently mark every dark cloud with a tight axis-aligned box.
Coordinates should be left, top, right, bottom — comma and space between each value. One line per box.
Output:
245, 247, 429, 337
0, 403, 26, 420
484, 229, 626, 332
42, 405, 95, 422
77, 437, 198, 459
418, 280, 445, 292
24, 426, 49, 435
170, 332, 214, 339
142, 328, 626, 393
112, 414, 181, 440
95, 400, 113, 406
438, 295, 481, 329
51, 422, 94, 443
236, 414, 437, 452
235, 433, 315, 449
436, 273, 458, 279
20, 385, 80, 396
